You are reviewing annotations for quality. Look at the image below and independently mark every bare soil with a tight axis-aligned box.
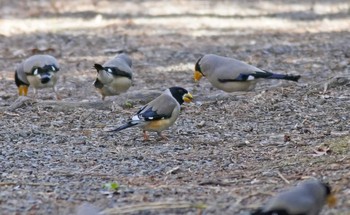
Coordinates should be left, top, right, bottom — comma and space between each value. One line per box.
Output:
0, 1, 349, 214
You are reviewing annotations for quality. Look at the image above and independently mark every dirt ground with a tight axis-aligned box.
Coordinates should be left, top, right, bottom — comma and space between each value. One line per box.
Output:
0, 0, 350, 214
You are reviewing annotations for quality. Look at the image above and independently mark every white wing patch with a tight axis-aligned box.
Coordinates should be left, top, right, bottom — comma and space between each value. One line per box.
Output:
132, 115, 140, 121
51, 66, 56, 71
247, 75, 255, 80
107, 68, 112, 73
33, 69, 39, 75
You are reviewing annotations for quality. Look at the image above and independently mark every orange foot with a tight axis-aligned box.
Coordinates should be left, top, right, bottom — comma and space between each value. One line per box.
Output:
157, 132, 168, 141
143, 130, 150, 141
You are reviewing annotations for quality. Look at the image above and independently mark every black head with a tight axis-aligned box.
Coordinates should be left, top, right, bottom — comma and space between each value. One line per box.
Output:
321, 182, 332, 196
42, 64, 59, 73
31, 64, 58, 75
31, 65, 55, 84
195, 56, 204, 75
169, 87, 191, 105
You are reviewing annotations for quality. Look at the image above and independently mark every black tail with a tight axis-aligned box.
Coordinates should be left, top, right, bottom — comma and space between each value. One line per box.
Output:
259, 70, 300, 82
251, 209, 290, 215
107, 121, 138, 132
268, 73, 300, 82
94, 64, 104, 73
251, 208, 264, 215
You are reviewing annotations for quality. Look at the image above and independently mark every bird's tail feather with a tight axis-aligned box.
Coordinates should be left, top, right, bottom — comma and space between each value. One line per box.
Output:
107, 121, 138, 132
93, 64, 104, 73
250, 208, 263, 215
267, 73, 301, 82
251, 209, 289, 215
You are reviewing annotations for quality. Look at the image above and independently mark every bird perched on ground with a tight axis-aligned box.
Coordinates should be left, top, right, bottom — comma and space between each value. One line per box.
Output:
108, 87, 193, 141
93, 52, 133, 100
251, 179, 337, 215
194, 54, 301, 92
15, 54, 60, 99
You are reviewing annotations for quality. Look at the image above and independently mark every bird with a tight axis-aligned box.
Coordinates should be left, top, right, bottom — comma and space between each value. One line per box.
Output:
108, 87, 193, 141
194, 54, 301, 93
15, 54, 60, 99
93, 52, 133, 100
251, 179, 337, 215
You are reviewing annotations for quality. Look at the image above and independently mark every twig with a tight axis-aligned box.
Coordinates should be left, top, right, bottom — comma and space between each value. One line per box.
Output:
198, 180, 234, 186
100, 202, 207, 215
233, 191, 274, 207
0, 182, 58, 186
53, 171, 117, 178
7, 96, 36, 112
3, 111, 20, 116
86, 165, 102, 173
276, 171, 290, 184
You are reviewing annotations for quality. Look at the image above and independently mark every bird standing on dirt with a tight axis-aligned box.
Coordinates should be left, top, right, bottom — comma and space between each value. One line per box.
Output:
251, 179, 336, 215
15, 54, 61, 99
93, 52, 133, 100
194, 54, 301, 92
108, 87, 193, 141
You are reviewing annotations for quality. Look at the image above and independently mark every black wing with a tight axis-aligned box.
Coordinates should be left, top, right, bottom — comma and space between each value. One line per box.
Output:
105, 67, 132, 79
136, 106, 171, 121
218, 71, 273, 82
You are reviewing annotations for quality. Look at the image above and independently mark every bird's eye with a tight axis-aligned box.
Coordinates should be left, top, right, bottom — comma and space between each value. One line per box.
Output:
108, 68, 112, 73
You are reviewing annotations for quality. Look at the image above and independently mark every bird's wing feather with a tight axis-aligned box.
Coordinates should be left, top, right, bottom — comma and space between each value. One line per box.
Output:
103, 56, 133, 78
104, 67, 132, 79
202, 55, 265, 81
264, 189, 314, 214
137, 94, 177, 121
215, 59, 265, 80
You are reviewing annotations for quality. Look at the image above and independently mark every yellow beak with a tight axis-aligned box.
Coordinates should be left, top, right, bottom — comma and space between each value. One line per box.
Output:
326, 194, 337, 207
194, 70, 203, 82
183, 93, 193, 103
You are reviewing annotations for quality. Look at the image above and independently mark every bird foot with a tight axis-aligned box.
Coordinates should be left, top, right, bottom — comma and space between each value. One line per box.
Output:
157, 133, 168, 141
143, 131, 150, 141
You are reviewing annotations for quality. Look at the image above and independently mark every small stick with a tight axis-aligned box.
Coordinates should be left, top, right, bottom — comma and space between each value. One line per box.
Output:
86, 165, 102, 173
276, 171, 290, 184
0, 182, 58, 186
100, 202, 207, 214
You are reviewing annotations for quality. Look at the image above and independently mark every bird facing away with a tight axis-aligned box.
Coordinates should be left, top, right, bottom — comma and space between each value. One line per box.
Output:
251, 179, 337, 215
15, 54, 60, 99
194, 54, 301, 93
93, 53, 133, 100
108, 87, 193, 141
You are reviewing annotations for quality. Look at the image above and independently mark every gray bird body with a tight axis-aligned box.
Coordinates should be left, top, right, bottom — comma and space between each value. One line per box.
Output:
132, 89, 181, 132
195, 54, 300, 92
253, 180, 333, 215
109, 87, 193, 141
94, 53, 133, 100
15, 54, 60, 98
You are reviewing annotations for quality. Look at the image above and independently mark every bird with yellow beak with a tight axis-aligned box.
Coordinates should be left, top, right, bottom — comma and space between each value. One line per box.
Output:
252, 179, 337, 215
15, 55, 60, 99
194, 54, 300, 92
108, 87, 193, 141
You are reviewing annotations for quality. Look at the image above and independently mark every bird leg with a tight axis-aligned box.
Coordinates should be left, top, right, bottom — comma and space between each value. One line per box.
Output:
143, 130, 150, 141
157, 132, 168, 141
54, 86, 62, 100
33, 88, 38, 99
18, 85, 28, 96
